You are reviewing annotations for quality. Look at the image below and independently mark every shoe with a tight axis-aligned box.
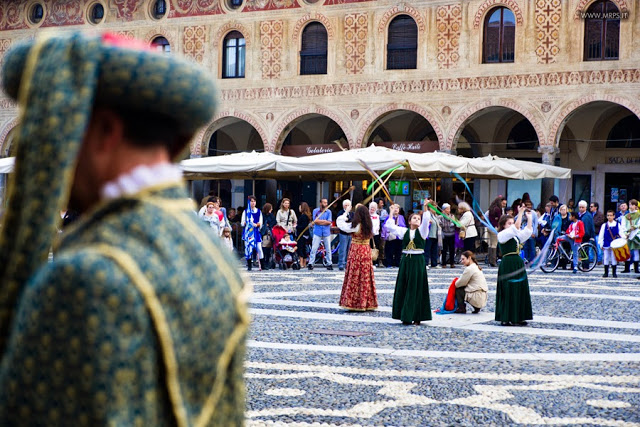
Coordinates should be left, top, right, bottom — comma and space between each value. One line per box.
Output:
573, 269, 578, 274
308, 264, 313, 271
517, 321, 528, 326
326, 265, 333, 271
339, 267, 344, 271
413, 321, 421, 326
450, 265, 455, 269
436, 265, 442, 269
454, 306, 467, 314
472, 306, 481, 314
500, 321, 512, 326
402, 321, 412, 326
426, 265, 430, 270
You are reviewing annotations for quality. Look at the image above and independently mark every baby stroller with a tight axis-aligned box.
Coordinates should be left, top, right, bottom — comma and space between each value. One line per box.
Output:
271, 225, 301, 270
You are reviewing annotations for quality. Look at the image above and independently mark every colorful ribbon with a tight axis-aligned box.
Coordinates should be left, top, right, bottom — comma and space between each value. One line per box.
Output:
450, 171, 498, 235
366, 163, 406, 193
426, 202, 463, 228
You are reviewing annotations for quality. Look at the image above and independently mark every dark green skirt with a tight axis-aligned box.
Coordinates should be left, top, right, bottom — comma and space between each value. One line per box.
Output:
392, 253, 432, 322
495, 254, 533, 323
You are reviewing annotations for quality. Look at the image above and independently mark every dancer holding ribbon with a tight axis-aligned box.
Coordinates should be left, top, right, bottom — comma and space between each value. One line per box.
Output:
495, 207, 534, 326
384, 200, 432, 325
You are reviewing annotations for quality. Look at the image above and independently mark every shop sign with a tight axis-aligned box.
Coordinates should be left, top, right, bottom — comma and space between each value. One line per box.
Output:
607, 156, 640, 164
280, 144, 338, 156
375, 141, 439, 153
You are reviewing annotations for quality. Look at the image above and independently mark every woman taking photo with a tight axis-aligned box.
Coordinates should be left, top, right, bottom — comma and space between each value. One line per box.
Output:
457, 202, 478, 253
454, 251, 488, 314
495, 208, 534, 326
337, 205, 377, 311
276, 198, 297, 235
296, 202, 312, 268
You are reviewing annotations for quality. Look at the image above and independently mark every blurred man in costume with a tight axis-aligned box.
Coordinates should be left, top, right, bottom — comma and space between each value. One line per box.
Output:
0, 33, 249, 426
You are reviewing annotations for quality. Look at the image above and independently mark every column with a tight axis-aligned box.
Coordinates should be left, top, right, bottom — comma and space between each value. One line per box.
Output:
539, 145, 558, 204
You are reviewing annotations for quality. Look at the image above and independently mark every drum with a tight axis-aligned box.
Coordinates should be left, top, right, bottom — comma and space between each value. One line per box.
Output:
611, 238, 630, 262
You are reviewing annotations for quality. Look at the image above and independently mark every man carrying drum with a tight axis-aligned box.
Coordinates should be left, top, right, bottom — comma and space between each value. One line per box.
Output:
622, 199, 640, 274
598, 210, 623, 278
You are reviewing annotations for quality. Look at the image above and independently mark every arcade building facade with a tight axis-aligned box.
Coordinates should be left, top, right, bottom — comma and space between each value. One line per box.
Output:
0, 0, 639, 212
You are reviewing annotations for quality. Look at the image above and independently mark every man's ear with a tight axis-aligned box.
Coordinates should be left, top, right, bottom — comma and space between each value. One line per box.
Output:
89, 108, 124, 155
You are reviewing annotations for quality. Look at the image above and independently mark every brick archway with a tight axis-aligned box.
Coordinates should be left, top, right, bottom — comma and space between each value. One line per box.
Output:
292, 12, 335, 41
145, 28, 178, 50
446, 100, 545, 151
377, 3, 426, 34
473, 0, 524, 28
573, 0, 629, 19
548, 94, 640, 148
357, 103, 444, 149
191, 110, 268, 156
271, 106, 354, 153
0, 117, 19, 157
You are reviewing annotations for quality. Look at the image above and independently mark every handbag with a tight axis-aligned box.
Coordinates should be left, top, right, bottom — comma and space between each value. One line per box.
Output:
370, 238, 379, 261
261, 232, 272, 248
459, 229, 466, 239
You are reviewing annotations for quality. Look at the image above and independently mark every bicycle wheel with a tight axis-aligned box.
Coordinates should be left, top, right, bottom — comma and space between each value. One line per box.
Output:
577, 242, 597, 272
540, 247, 560, 273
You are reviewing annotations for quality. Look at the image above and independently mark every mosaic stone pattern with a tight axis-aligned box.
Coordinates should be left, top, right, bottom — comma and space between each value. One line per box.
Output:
535, 0, 561, 64
344, 13, 368, 75
260, 20, 283, 80
436, 4, 462, 70
184, 25, 207, 63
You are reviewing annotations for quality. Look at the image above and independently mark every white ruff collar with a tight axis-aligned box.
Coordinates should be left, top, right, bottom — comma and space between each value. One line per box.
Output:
100, 163, 183, 200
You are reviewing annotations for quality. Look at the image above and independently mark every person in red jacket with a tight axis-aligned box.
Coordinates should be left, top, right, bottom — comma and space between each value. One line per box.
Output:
557, 211, 585, 273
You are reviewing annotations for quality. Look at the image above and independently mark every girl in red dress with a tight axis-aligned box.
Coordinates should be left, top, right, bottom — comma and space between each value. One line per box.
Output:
337, 205, 378, 311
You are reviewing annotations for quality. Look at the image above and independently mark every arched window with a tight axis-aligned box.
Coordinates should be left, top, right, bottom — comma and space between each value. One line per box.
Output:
89, 3, 105, 24
300, 22, 327, 75
483, 7, 515, 63
223, 31, 246, 79
29, 3, 44, 25
584, 0, 620, 61
387, 15, 417, 70
151, 36, 170, 53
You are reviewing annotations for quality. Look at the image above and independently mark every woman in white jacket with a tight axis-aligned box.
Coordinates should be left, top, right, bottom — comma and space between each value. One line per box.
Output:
454, 251, 488, 313
457, 202, 478, 253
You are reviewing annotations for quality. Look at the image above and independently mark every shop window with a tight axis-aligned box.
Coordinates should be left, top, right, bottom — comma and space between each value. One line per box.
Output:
151, 36, 171, 53
584, 0, 620, 61
483, 7, 515, 63
607, 115, 640, 149
386, 15, 417, 70
89, 3, 105, 24
222, 31, 246, 79
300, 22, 327, 75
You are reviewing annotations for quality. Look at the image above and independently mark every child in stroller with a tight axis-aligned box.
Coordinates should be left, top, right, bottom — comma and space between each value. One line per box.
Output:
272, 225, 301, 270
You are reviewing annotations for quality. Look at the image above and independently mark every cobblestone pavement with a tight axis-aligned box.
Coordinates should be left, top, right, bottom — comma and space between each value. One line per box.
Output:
243, 264, 640, 426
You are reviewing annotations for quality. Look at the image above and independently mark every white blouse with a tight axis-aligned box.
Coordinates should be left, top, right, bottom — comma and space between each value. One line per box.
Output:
337, 212, 360, 234
498, 224, 533, 244
384, 212, 430, 254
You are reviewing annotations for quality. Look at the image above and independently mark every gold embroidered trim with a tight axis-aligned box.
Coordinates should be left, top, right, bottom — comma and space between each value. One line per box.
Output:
85, 244, 189, 427
144, 198, 251, 427
406, 239, 418, 251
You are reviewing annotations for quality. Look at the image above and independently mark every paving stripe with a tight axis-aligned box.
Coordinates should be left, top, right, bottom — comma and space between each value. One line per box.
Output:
252, 288, 640, 302
250, 299, 640, 330
247, 340, 640, 362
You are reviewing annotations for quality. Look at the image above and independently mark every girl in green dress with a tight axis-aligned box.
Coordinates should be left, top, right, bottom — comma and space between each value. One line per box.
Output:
384, 201, 432, 325
496, 208, 534, 326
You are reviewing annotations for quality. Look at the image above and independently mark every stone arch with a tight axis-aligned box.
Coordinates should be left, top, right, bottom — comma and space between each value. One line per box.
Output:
271, 106, 354, 153
145, 27, 178, 49
357, 103, 444, 149
446, 100, 545, 151
573, 0, 629, 19
0, 117, 19, 157
292, 12, 335, 41
377, 3, 426, 34
473, 0, 524, 28
213, 21, 251, 49
190, 110, 268, 156
549, 94, 640, 149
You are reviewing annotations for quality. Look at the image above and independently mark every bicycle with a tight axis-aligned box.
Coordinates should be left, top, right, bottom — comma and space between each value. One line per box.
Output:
307, 234, 340, 267
541, 237, 597, 273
